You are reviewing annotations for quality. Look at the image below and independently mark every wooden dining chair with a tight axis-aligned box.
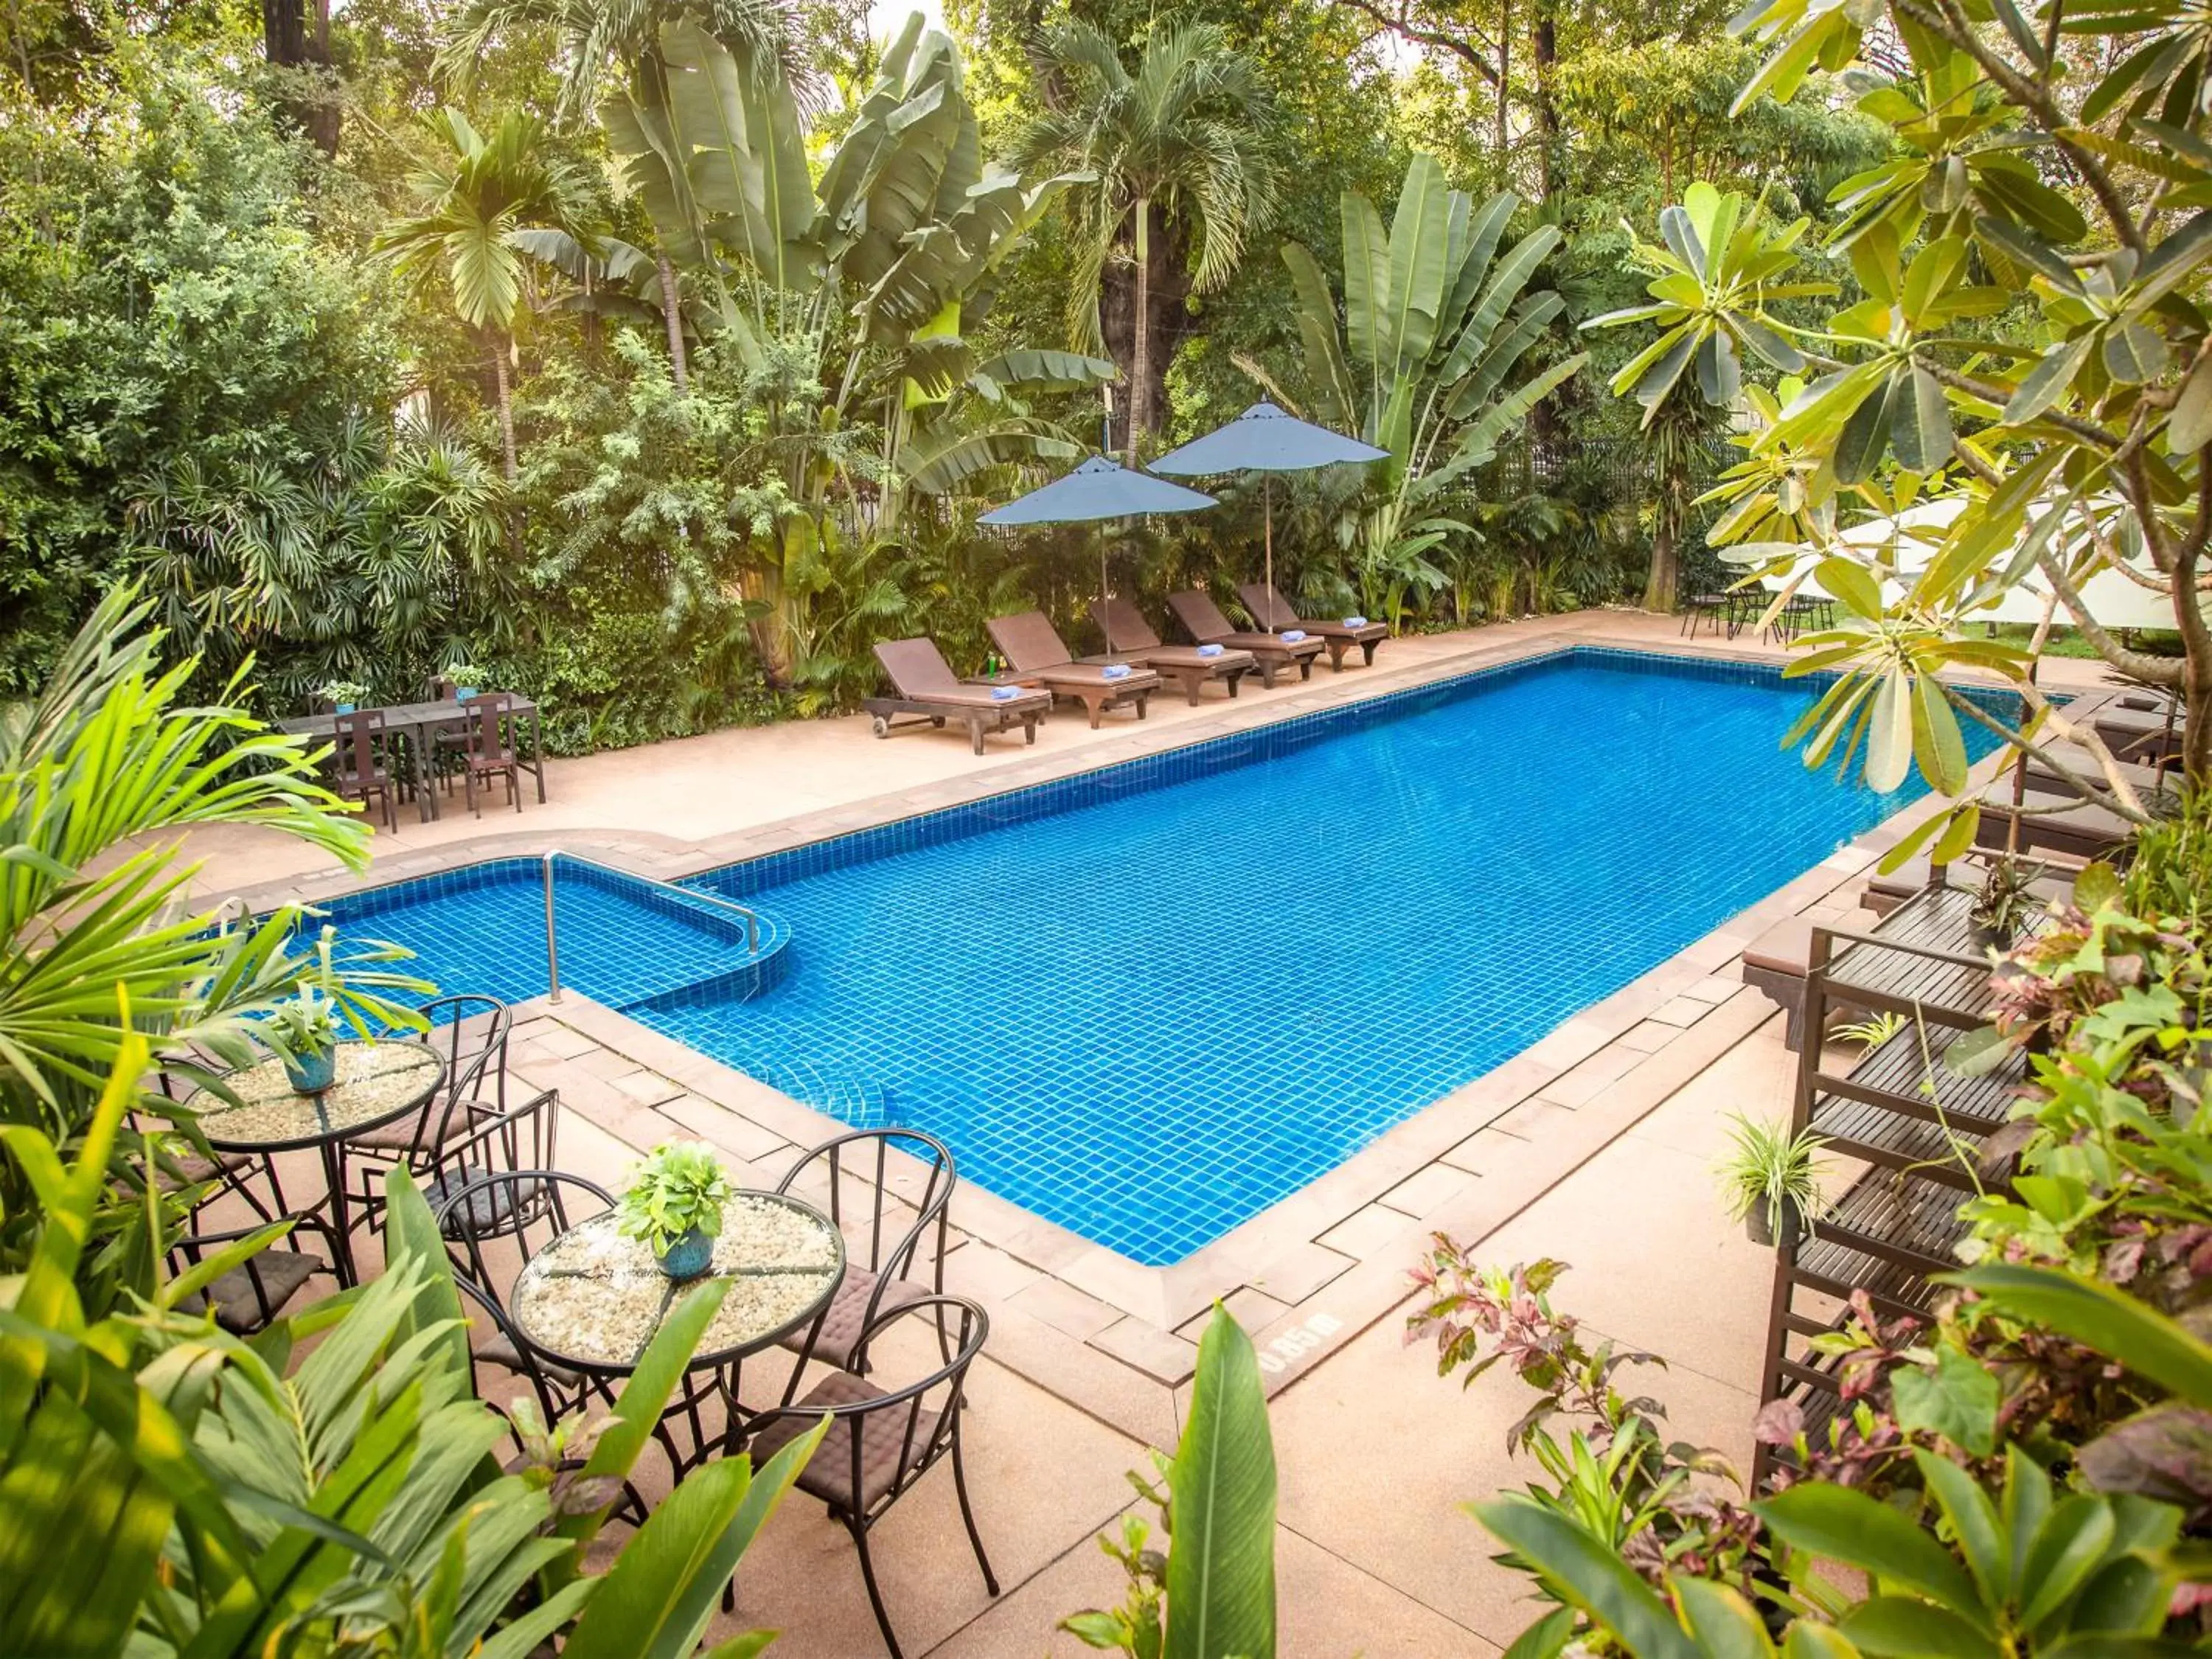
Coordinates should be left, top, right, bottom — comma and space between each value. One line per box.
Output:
439, 693, 522, 816
331, 708, 397, 831
739, 1296, 998, 1659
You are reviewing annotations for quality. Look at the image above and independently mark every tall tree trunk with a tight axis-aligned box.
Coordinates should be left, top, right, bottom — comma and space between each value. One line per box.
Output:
261, 0, 339, 155
492, 343, 518, 485
1534, 0, 1560, 203
656, 251, 689, 392
1495, 0, 1511, 187
1127, 195, 1152, 465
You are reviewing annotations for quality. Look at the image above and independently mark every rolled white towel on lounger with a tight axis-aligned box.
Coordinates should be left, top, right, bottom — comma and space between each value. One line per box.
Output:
1280, 629, 1308, 642
1197, 642, 1224, 658
1343, 615, 1368, 628
1101, 662, 1133, 681
990, 685, 1023, 701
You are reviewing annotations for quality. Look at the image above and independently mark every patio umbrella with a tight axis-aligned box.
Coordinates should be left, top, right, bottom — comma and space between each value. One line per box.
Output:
1150, 401, 1388, 617
978, 456, 1217, 655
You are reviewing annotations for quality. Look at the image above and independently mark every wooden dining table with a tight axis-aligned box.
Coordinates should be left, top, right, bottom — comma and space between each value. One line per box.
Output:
279, 695, 548, 822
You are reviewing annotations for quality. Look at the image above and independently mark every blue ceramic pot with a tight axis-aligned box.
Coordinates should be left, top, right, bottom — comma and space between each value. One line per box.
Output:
283, 1043, 337, 1094
334, 702, 355, 714
655, 1225, 713, 1279
456, 686, 479, 701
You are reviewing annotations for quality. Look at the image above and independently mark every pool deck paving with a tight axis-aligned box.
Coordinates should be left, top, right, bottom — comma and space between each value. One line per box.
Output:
176, 608, 2120, 1655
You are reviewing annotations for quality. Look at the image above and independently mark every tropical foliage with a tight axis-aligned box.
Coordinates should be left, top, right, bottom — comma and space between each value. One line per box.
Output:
1587, 0, 2212, 811
1062, 1307, 1279, 1658
1276, 153, 1585, 625
0, 1044, 824, 1657
1428, 795, 2212, 1654
0, 588, 427, 1315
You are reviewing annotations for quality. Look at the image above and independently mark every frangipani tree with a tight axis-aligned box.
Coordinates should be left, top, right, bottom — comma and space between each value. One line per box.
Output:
1277, 153, 1585, 625
1586, 0, 2212, 858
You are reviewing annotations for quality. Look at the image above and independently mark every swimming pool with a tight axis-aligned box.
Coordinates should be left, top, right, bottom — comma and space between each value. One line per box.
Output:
321, 647, 2006, 1265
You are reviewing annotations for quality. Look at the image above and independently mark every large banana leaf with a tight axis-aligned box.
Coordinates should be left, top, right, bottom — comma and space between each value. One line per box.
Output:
1164, 1307, 1276, 1659
1382, 152, 1452, 380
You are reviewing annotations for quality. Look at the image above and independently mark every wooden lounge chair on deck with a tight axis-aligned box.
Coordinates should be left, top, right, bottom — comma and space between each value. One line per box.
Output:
1237, 582, 1389, 669
863, 639, 1053, 755
1972, 782, 2136, 863
1165, 590, 1325, 687
1089, 597, 1256, 704
984, 612, 1160, 728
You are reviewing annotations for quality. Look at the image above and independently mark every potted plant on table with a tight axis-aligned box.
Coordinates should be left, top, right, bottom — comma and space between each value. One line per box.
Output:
445, 662, 486, 700
1969, 855, 2046, 952
269, 985, 342, 1093
618, 1141, 735, 1279
1717, 1113, 1829, 1248
318, 679, 372, 715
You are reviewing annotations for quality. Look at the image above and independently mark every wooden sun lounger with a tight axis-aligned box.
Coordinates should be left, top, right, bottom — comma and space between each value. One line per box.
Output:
1089, 597, 1256, 703
863, 638, 1053, 755
984, 612, 1160, 728
1166, 591, 1324, 686
1236, 582, 1389, 669
2093, 698, 2186, 765
1972, 782, 2137, 863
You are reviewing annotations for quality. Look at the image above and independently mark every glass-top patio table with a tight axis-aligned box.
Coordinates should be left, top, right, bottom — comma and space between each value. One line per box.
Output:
186, 1037, 442, 1286
507, 1194, 846, 1473
276, 695, 547, 822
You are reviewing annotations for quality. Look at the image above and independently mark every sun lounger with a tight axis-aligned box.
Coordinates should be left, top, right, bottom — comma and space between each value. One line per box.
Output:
1236, 582, 1389, 669
1088, 597, 1256, 703
1165, 590, 1324, 686
863, 638, 1053, 755
1972, 783, 2136, 863
2093, 700, 2186, 765
2020, 741, 2176, 804
984, 612, 1161, 728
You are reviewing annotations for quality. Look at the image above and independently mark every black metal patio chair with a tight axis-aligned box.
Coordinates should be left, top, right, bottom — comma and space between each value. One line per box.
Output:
738, 1295, 998, 1659
774, 1128, 956, 1371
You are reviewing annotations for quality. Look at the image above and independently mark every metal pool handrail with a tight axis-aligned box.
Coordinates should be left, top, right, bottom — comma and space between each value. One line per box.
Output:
538, 852, 763, 1004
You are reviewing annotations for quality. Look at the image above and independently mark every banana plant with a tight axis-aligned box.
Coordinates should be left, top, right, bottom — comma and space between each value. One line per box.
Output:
0, 1042, 823, 1658
1476, 1444, 2197, 1658
601, 15, 1106, 675
1279, 153, 1586, 623
1062, 1307, 1278, 1659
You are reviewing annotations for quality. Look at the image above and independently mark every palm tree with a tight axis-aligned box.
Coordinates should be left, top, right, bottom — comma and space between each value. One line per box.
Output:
1013, 21, 1279, 461
374, 108, 597, 482
436, 0, 813, 393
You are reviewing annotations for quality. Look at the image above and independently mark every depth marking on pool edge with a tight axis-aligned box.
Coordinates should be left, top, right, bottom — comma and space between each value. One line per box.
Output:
1255, 1312, 1343, 1373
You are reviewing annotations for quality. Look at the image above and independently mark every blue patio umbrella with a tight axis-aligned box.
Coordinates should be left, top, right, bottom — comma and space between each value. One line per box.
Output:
978, 456, 1217, 655
1151, 401, 1388, 614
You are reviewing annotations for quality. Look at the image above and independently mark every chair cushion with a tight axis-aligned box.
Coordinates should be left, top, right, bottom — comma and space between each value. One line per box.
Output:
191, 1248, 325, 1334
428, 1167, 545, 1238
479, 1329, 584, 1390
780, 1267, 931, 1368
747, 1369, 940, 1513
156, 1147, 254, 1192
1742, 917, 1815, 978
348, 1103, 447, 1153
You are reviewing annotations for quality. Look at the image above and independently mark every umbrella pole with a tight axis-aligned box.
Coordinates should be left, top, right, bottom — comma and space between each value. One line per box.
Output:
1264, 476, 1274, 625
1101, 525, 1114, 661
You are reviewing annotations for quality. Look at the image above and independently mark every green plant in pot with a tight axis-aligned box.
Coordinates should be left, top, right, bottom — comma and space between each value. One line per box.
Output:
268, 986, 341, 1093
1969, 855, 2046, 951
619, 1141, 735, 1279
445, 661, 486, 700
1716, 1113, 1827, 1248
318, 678, 371, 714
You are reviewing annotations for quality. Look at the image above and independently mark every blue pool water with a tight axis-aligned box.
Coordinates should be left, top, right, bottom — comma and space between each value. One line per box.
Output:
323, 649, 2005, 1265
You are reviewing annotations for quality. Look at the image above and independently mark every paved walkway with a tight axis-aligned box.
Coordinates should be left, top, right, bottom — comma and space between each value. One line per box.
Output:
176, 609, 2118, 1655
